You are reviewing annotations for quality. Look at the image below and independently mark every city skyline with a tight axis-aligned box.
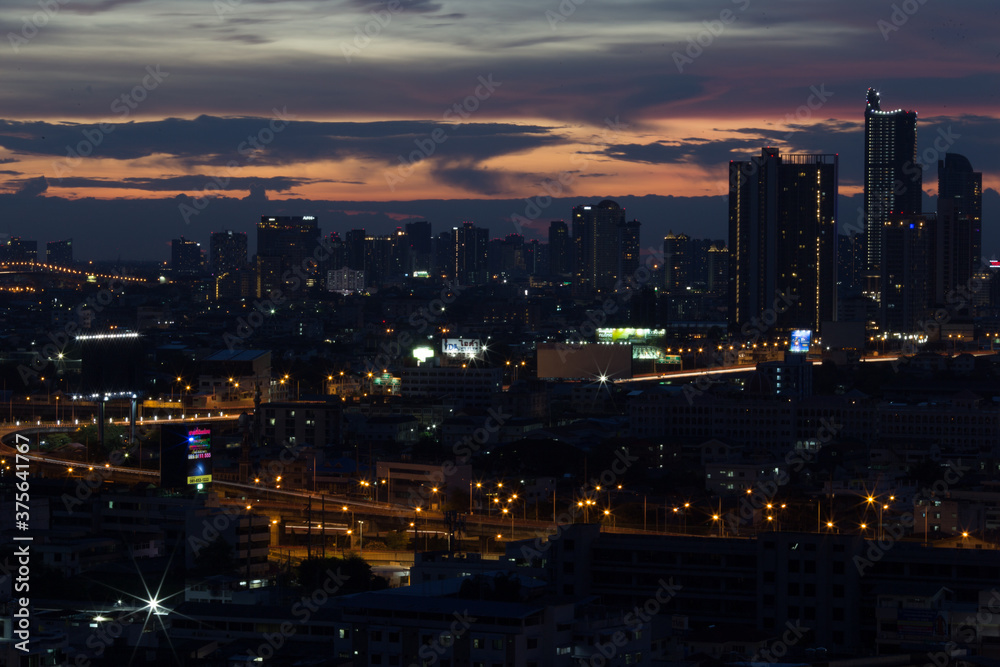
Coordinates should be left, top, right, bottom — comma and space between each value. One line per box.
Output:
0, 1, 998, 259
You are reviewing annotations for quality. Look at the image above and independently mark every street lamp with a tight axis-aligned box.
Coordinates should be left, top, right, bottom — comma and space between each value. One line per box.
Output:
358, 520, 364, 556
470, 481, 482, 514
413, 507, 421, 558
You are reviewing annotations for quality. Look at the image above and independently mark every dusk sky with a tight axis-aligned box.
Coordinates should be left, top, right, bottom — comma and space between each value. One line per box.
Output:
1, 0, 999, 259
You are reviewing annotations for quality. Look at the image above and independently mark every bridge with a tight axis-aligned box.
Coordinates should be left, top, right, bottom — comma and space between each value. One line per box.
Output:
0, 260, 147, 287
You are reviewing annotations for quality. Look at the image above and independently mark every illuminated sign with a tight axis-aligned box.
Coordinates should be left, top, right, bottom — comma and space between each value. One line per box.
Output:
186, 428, 212, 485
790, 330, 812, 353
413, 346, 435, 362
412, 271, 430, 278
596, 328, 666, 343
442, 339, 483, 357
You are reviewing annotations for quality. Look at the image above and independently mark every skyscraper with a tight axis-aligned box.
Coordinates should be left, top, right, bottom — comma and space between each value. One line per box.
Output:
881, 213, 934, 332
864, 88, 920, 297
618, 219, 641, 282
573, 200, 626, 294
46, 238, 73, 266
936, 153, 982, 303
171, 237, 203, 275
548, 220, 571, 276
664, 231, 690, 292
210, 230, 247, 274
256, 215, 320, 294
454, 222, 489, 286
729, 148, 838, 334
405, 220, 432, 273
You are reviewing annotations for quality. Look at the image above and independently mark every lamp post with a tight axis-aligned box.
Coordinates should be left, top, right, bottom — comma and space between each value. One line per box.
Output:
413, 508, 421, 559
358, 520, 364, 556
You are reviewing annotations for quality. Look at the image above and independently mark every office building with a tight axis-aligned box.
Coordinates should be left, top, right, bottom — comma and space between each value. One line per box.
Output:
619, 218, 641, 281
434, 230, 454, 280
405, 220, 432, 273
664, 231, 690, 292
171, 236, 203, 275
937, 153, 982, 303
454, 222, 489, 286
327, 267, 365, 293
864, 88, 920, 297
45, 238, 73, 265
0, 236, 37, 262
256, 215, 320, 294
548, 219, 571, 276
573, 200, 626, 294
881, 213, 935, 333
210, 230, 247, 275
729, 148, 838, 334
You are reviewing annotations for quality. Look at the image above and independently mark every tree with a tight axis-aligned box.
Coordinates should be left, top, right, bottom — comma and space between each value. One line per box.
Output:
74, 423, 128, 458
297, 555, 388, 595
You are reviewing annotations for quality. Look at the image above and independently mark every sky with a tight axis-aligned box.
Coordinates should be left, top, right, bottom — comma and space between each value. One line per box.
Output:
1, 0, 999, 259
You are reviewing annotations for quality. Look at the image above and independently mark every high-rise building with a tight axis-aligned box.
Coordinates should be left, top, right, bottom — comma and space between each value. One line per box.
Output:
46, 238, 72, 266
881, 213, 935, 333
936, 153, 982, 303
864, 88, 920, 297
345, 229, 366, 272
548, 220, 571, 276
0, 236, 37, 263
360, 229, 409, 287
405, 220, 432, 273
454, 222, 488, 286
618, 219, 641, 282
837, 232, 865, 293
573, 200, 626, 294
729, 148, 838, 334
256, 215, 320, 294
707, 242, 729, 296
664, 231, 690, 292
171, 237, 203, 275
210, 230, 247, 275
434, 230, 453, 280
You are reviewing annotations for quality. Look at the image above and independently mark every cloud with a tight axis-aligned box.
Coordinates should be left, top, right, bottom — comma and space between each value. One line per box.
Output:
6, 176, 48, 197
0, 117, 562, 167
62, 0, 150, 15
51, 175, 321, 191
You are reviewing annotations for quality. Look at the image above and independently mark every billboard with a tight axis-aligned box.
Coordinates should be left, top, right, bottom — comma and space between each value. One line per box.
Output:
442, 338, 483, 358
596, 328, 666, 343
790, 329, 812, 353
536, 343, 633, 380
161, 424, 212, 488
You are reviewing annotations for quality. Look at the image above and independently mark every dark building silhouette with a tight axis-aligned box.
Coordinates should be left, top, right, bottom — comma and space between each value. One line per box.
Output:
171, 236, 203, 275
454, 222, 488, 286
434, 230, 453, 280
618, 219, 641, 282
547, 220, 571, 276
864, 88, 920, 298
573, 200, 626, 294
664, 231, 690, 292
729, 148, 838, 334
405, 220, 432, 273
838, 232, 865, 293
45, 238, 72, 266
936, 153, 982, 303
707, 241, 729, 296
256, 215, 320, 294
210, 230, 247, 275
346, 229, 366, 272
0, 236, 37, 262
881, 213, 935, 332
